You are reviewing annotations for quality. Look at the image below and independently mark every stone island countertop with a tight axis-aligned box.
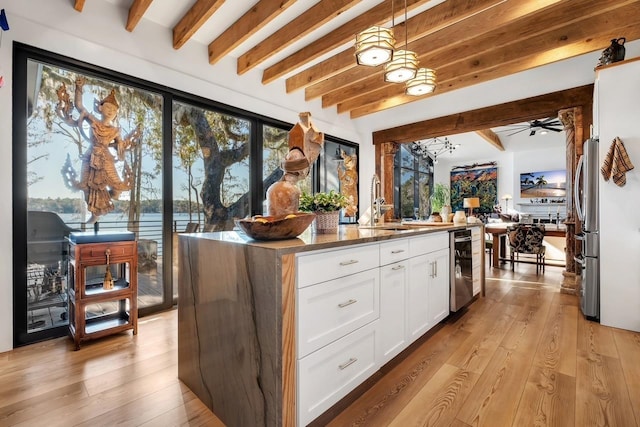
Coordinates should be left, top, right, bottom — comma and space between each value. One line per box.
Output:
183, 222, 471, 253
177, 223, 481, 427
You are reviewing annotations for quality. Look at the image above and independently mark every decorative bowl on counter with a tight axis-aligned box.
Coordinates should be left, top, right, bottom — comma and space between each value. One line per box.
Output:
235, 212, 316, 240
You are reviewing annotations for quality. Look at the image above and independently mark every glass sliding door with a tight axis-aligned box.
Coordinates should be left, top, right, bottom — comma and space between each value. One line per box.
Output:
14, 52, 166, 345
171, 100, 251, 295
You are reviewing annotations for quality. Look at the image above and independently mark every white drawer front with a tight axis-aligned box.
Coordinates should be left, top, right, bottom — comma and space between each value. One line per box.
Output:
297, 322, 378, 427
409, 232, 449, 257
297, 269, 379, 358
379, 239, 410, 266
297, 244, 379, 288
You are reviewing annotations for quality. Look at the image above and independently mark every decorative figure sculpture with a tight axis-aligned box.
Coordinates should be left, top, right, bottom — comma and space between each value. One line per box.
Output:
287, 111, 324, 168
337, 150, 358, 217
56, 77, 140, 223
266, 147, 309, 216
265, 112, 325, 217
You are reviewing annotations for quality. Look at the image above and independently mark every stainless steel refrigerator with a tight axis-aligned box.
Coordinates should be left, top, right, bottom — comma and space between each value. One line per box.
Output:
574, 137, 599, 320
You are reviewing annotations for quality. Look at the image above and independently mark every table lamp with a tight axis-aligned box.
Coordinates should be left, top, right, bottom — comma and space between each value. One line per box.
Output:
463, 197, 480, 218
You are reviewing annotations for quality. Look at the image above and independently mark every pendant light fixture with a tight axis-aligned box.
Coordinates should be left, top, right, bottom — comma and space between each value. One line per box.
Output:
355, 26, 395, 67
406, 67, 437, 95
384, 0, 418, 83
355, 0, 395, 67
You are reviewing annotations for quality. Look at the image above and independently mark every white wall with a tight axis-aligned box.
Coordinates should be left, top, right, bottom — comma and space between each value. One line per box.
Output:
0, 0, 375, 352
436, 150, 515, 212
435, 142, 565, 210
597, 59, 640, 332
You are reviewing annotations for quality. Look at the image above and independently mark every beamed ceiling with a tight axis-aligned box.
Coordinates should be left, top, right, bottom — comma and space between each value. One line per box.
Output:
72, 0, 640, 121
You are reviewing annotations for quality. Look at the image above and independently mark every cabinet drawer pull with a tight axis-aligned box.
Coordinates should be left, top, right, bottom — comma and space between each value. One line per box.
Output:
339, 259, 359, 266
338, 357, 358, 370
390, 249, 405, 254
392, 264, 405, 271
338, 299, 357, 308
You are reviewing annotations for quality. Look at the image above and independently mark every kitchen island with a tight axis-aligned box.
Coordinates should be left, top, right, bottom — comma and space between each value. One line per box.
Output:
177, 223, 482, 427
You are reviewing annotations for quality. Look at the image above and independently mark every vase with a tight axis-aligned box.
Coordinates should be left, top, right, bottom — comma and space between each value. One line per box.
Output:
440, 205, 451, 222
453, 210, 467, 225
314, 211, 340, 233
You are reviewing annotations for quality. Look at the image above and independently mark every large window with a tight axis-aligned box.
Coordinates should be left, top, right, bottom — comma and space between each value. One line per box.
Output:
13, 44, 358, 346
395, 144, 433, 219
172, 100, 251, 231
17, 58, 164, 344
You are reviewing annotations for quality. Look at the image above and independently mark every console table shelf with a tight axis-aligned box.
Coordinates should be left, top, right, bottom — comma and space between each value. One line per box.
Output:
67, 234, 137, 350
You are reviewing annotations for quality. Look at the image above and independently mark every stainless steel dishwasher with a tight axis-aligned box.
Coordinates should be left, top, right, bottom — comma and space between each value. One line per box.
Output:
450, 229, 474, 311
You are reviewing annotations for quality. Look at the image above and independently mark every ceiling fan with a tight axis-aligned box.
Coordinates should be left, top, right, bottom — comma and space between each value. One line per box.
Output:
497, 117, 563, 136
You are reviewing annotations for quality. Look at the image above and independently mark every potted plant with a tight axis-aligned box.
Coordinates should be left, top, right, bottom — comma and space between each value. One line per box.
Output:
430, 183, 451, 221
299, 190, 349, 233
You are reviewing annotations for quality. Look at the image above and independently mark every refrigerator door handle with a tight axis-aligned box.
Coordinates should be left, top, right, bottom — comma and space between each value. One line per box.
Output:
574, 154, 585, 222
574, 255, 585, 266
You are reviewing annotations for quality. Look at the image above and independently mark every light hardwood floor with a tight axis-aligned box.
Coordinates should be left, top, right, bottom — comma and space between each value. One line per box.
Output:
1, 262, 638, 426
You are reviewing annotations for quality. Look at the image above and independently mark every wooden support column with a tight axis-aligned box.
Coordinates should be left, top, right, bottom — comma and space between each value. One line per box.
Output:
379, 142, 398, 221
558, 107, 579, 294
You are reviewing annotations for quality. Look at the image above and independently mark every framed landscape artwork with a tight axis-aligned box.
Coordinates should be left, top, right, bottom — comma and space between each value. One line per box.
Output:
450, 165, 498, 213
520, 169, 566, 198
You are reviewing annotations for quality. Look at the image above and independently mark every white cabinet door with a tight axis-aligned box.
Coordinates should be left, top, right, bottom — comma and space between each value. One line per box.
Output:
297, 321, 378, 427
378, 261, 408, 364
428, 247, 450, 325
407, 254, 430, 341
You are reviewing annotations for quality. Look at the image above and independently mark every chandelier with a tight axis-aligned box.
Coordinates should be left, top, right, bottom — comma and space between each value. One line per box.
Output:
410, 137, 459, 163
354, 0, 436, 94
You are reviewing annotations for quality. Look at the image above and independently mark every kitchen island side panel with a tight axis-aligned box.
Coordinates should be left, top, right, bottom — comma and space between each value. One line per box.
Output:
177, 235, 283, 427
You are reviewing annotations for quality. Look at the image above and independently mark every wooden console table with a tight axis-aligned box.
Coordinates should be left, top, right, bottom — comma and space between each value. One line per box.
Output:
67, 231, 137, 350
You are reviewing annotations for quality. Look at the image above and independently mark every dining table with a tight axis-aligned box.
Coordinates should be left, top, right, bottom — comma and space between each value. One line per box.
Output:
485, 222, 567, 268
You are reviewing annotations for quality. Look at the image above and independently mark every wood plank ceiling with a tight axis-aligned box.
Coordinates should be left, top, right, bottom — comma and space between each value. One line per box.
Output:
72, 0, 640, 120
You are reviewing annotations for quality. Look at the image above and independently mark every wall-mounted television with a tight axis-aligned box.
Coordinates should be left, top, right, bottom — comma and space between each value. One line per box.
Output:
520, 169, 566, 198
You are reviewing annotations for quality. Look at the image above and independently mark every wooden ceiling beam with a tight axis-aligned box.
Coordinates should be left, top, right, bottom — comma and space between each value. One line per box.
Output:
311, 0, 563, 104
349, 25, 640, 118
372, 85, 593, 145
476, 129, 505, 151
285, 0, 505, 93
208, 0, 297, 65
261, 0, 427, 84
126, 0, 154, 32
321, 0, 626, 107
237, 0, 362, 75
74, 0, 85, 12
346, 3, 640, 117
173, 0, 225, 49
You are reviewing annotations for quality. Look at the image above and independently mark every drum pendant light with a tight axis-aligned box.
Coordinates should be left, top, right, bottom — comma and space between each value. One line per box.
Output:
384, 0, 417, 83
355, 26, 395, 67
406, 67, 437, 95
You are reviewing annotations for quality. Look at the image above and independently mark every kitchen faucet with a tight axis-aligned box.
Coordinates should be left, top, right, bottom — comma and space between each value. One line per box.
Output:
370, 173, 381, 227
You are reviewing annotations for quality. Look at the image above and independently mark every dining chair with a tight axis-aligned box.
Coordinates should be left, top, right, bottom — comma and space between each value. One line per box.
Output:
506, 224, 546, 274
484, 232, 494, 266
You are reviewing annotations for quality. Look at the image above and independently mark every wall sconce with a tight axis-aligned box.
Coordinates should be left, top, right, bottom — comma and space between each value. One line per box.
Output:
463, 197, 480, 217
